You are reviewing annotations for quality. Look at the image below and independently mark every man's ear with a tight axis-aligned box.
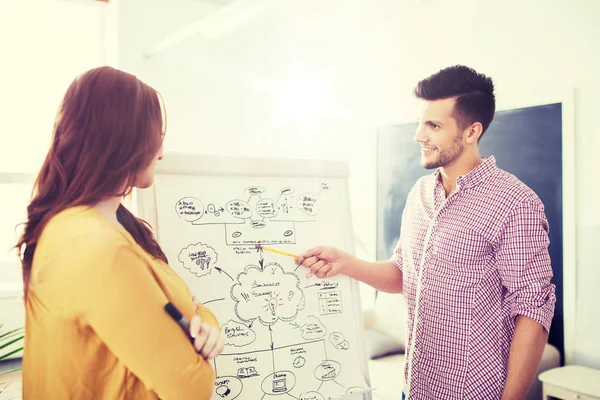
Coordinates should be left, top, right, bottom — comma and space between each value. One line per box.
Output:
464, 122, 483, 144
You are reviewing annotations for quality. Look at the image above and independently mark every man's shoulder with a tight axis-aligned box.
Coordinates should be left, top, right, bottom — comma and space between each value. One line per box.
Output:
412, 173, 437, 193
483, 167, 545, 213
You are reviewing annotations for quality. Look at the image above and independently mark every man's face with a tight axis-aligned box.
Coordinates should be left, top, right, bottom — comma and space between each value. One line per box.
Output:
414, 98, 464, 169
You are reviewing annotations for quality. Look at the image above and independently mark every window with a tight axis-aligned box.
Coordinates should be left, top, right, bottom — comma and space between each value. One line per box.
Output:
0, 178, 32, 296
0, 0, 117, 298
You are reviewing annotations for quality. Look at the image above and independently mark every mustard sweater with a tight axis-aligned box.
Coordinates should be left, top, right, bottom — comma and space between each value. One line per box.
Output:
23, 206, 218, 399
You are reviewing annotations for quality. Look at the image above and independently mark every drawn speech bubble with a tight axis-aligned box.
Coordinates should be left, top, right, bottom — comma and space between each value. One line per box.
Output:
300, 316, 327, 340
222, 320, 256, 347
175, 197, 204, 222
178, 242, 218, 278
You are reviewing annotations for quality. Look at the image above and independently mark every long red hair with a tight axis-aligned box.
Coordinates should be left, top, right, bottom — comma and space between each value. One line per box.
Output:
16, 66, 168, 296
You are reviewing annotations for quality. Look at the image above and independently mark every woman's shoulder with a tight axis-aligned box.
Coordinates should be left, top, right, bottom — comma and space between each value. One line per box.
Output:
38, 206, 135, 261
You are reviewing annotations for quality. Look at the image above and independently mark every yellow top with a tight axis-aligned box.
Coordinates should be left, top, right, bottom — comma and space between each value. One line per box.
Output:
23, 206, 218, 399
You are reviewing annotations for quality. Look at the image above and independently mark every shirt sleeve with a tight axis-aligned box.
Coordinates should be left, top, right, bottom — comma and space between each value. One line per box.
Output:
389, 241, 403, 271
74, 243, 216, 400
389, 185, 416, 271
494, 201, 556, 333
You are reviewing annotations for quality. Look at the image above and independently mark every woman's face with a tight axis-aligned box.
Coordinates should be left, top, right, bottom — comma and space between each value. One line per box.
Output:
134, 141, 163, 189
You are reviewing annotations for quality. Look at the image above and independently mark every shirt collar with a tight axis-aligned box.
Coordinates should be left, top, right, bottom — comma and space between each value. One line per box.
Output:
434, 156, 498, 190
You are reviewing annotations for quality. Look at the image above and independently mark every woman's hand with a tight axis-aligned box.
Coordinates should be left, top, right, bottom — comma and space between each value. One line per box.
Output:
189, 316, 224, 360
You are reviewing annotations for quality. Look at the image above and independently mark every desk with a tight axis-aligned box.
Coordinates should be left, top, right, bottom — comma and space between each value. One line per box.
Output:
539, 365, 600, 399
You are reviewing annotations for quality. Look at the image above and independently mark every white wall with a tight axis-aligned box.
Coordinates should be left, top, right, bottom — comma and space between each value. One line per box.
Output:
0, 0, 117, 350
0, 0, 117, 174
120, 0, 600, 368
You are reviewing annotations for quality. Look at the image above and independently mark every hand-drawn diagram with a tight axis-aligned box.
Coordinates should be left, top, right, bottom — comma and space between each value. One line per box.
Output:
205, 244, 367, 400
231, 262, 304, 326
158, 179, 369, 399
175, 183, 329, 246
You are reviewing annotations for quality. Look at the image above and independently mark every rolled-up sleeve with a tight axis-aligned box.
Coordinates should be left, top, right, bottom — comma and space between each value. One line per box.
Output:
389, 241, 404, 271
389, 188, 415, 272
494, 200, 556, 333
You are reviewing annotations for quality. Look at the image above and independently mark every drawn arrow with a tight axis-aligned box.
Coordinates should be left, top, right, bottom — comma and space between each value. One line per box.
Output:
203, 298, 225, 305
257, 246, 265, 271
269, 326, 274, 349
269, 326, 276, 372
214, 267, 234, 281
304, 283, 322, 289
289, 322, 300, 329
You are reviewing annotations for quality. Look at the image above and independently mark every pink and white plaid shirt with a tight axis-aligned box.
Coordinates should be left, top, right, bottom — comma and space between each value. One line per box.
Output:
390, 156, 556, 399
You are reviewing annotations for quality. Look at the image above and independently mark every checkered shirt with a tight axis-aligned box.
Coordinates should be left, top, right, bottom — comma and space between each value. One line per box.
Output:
390, 156, 556, 399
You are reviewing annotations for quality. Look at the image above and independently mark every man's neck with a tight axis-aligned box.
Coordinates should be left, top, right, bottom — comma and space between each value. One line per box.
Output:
439, 153, 483, 197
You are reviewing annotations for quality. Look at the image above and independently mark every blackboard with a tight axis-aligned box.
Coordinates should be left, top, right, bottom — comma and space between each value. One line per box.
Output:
376, 103, 564, 360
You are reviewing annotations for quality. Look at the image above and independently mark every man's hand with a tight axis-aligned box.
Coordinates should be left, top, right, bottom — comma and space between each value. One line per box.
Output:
295, 246, 349, 278
189, 316, 224, 360
295, 246, 403, 293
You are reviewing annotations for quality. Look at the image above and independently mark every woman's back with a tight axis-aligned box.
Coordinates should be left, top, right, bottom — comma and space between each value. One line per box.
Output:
23, 206, 217, 399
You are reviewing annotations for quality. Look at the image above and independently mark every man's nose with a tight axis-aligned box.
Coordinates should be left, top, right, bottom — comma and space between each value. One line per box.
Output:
414, 124, 427, 143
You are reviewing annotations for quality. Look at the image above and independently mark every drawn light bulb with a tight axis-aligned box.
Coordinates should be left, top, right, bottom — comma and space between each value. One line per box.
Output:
216, 385, 231, 398
268, 298, 278, 316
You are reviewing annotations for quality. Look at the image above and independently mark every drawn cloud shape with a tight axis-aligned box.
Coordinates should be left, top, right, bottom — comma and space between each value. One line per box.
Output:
300, 316, 327, 340
231, 263, 304, 326
222, 320, 256, 347
178, 242, 218, 278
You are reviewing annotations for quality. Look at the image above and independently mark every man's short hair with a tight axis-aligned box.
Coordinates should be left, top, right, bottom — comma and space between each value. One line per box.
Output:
414, 65, 496, 137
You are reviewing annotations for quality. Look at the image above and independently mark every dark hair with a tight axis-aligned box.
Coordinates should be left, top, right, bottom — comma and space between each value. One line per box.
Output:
414, 65, 496, 137
16, 66, 168, 297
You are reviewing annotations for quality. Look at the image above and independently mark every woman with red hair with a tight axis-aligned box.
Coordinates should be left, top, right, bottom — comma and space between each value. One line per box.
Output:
16, 66, 222, 399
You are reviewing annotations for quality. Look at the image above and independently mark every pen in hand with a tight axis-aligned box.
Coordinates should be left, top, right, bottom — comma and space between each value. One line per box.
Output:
164, 302, 195, 344
165, 301, 225, 359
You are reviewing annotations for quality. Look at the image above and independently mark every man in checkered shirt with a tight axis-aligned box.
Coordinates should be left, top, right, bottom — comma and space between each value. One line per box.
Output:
295, 65, 556, 399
